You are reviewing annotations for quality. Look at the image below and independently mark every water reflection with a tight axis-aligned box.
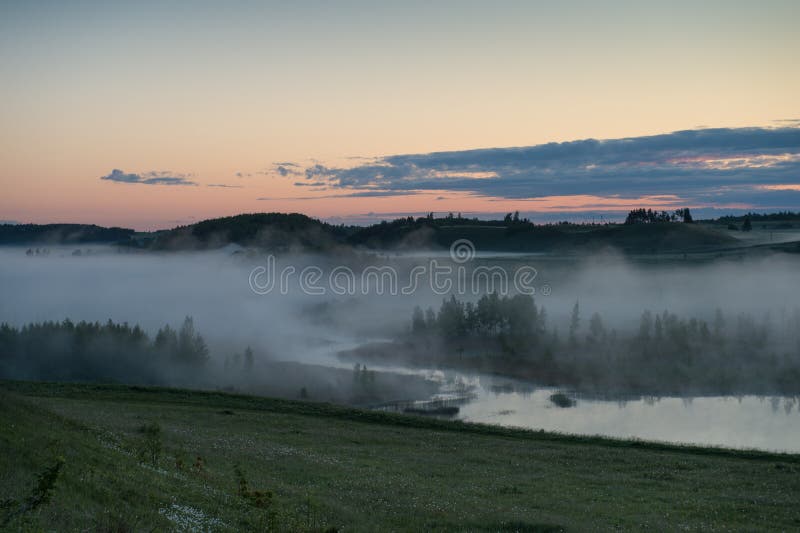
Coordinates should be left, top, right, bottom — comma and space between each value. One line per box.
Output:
452, 376, 800, 452
317, 337, 800, 452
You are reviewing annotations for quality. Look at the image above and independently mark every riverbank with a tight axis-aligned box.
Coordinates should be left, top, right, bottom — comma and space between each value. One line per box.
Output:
2, 380, 799, 531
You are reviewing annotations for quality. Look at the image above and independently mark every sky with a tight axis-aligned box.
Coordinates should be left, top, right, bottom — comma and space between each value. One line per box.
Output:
1, 0, 798, 230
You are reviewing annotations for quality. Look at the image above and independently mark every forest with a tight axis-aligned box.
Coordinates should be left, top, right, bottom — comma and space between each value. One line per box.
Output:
392, 293, 800, 395
0, 317, 212, 385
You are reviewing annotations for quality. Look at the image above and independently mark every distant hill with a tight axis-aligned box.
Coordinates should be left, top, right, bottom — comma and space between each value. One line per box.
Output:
347, 218, 738, 253
0, 213, 747, 253
150, 213, 351, 251
0, 224, 135, 245
145, 212, 741, 253
707, 211, 800, 225
506, 222, 739, 253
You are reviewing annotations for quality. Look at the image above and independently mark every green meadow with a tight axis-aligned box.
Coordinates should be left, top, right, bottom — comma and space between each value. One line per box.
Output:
2, 381, 799, 531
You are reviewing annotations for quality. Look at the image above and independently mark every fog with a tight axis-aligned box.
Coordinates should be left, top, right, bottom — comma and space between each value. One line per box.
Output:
1, 245, 800, 400
542, 251, 800, 332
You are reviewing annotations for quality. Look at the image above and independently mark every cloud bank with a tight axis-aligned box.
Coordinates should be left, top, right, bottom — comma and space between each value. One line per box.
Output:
290, 127, 800, 209
101, 169, 196, 186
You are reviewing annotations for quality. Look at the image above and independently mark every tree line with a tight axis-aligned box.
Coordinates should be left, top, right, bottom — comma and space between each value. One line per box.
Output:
624, 208, 694, 225
0, 317, 210, 384
405, 294, 800, 394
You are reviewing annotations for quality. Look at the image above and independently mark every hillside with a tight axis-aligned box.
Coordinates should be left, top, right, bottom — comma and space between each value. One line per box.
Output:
432, 222, 738, 252
0, 213, 757, 253
150, 213, 350, 251
152, 213, 738, 253
2, 381, 799, 531
0, 224, 134, 245
557, 222, 740, 252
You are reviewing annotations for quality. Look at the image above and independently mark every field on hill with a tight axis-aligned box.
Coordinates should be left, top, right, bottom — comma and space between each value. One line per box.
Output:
2, 381, 799, 531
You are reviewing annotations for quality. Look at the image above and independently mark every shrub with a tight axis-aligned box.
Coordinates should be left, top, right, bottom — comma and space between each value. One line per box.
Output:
1, 457, 65, 527
234, 463, 273, 509
549, 393, 576, 408
138, 422, 162, 467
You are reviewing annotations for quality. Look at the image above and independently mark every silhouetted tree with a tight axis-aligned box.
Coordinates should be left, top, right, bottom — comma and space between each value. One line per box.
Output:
176, 316, 209, 366
424, 307, 436, 329
676, 208, 693, 223
654, 314, 663, 341
438, 296, 466, 339
638, 310, 653, 342
625, 208, 673, 225
569, 301, 580, 346
588, 312, 605, 343
244, 346, 254, 371
411, 306, 426, 333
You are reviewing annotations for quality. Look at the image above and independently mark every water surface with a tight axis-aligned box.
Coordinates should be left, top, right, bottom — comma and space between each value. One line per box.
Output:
456, 380, 800, 453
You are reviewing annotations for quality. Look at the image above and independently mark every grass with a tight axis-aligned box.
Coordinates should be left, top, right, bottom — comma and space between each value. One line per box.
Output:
1, 381, 799, 531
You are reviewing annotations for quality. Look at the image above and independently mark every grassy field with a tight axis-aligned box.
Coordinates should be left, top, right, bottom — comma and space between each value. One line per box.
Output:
1, 381, 799, 531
